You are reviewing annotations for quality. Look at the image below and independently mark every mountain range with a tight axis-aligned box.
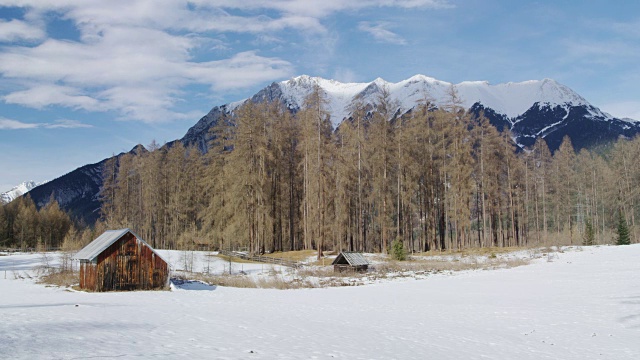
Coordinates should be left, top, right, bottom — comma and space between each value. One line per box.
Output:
16, 75, 640, 224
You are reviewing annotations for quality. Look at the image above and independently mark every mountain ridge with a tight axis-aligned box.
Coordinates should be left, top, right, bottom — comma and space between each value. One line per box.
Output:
182, 74, 637, 154
22, 74, 640, 225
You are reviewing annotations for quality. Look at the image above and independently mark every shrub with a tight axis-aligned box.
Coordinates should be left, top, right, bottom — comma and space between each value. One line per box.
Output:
390, 238, 406, 261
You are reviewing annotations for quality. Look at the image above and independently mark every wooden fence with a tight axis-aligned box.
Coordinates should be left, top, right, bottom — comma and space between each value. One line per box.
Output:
219, 250, 303, 269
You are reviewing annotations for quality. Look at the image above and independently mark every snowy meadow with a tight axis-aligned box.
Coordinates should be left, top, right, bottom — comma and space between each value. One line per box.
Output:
1, 245, 639, 359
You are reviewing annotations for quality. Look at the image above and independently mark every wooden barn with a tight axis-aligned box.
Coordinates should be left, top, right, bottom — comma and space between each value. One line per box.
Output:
74, 229, 169, 291
332, 252, 369, 273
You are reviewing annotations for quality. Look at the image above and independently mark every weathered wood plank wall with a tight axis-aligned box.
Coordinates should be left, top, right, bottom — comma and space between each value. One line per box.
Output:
79, 232, 169, 291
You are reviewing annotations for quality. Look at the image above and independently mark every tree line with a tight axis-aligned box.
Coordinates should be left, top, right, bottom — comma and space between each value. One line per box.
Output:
3, 86, 636, 255
0, 196, 74, 250
88, 85, 640, 256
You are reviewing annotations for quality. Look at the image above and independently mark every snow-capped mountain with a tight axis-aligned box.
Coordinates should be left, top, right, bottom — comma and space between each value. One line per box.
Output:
278, 75, 594, 125
1, 181, 40, 204
26, 74, 640, 225
183, 75, 639, 154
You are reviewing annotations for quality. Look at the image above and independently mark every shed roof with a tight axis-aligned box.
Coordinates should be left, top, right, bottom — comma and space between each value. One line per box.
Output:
74, 228, 165, 263
331, 252, 369, 266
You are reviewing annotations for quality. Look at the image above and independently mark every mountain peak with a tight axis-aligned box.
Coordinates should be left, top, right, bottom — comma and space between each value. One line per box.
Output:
275, 75, 593, 125
1, 180, 40, 204
404, 74, 441, 84
372, 77, 388, 86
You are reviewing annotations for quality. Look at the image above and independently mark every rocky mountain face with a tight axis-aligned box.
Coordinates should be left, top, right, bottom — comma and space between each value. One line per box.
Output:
25, 75, 640, 225
182, 75, 640, 154
25, 146, 146, 225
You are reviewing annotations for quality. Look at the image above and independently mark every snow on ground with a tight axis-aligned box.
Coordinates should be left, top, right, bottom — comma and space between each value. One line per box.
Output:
154, 250, 288, 276
1, 245, 639, 359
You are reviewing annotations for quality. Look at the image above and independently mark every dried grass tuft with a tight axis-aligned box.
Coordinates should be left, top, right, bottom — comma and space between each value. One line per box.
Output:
38, 270, 78, 288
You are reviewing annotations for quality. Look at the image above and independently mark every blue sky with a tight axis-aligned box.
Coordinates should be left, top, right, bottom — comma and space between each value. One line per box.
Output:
1, 0, 639, 193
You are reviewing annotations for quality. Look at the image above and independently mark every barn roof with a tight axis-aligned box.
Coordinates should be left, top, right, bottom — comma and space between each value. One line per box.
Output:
331, 252, 369, 266
74, 228, 165, 263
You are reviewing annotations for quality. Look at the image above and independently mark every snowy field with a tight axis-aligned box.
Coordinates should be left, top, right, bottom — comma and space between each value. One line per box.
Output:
1, 245, 639, 359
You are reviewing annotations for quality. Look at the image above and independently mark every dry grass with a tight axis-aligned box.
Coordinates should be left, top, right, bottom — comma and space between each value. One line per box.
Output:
413, 246, 523, 258
38, 270, 78, 288
379, 256, 530, 274
177, 247, 539, 290
180, 272, 318, 290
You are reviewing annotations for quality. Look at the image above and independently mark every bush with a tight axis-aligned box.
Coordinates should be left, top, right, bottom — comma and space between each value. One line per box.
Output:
390, 238, 406, 261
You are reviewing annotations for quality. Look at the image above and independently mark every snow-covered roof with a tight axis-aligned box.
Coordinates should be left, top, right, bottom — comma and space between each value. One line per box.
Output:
74, 228, 165, 263
332, 252, 369, 266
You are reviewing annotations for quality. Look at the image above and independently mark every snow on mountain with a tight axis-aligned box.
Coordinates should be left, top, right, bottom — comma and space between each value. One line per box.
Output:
1, 181, 40, 204
276, 75, 598, 127
278, 75, 372, 125
181, 73, 639, 158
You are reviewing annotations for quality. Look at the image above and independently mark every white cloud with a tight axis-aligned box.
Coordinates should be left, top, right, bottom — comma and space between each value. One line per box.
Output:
0, 0, 448, 122
358, 21, 407, 45
0, 25, 293, 122
0, 19, 45, 42
0, 117, 92, 129
192, 0, 451, 18
186, 51, 293, 90
3, 84, 103, 111
0, 118, 39, 129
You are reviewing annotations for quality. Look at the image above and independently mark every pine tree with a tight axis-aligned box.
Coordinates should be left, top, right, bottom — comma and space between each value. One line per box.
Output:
551, 136, 577, 243
583, 218, 595, 246
617, 210, 631, 245
390, 237, 406, 261
0, 204, 8, 245
100, 156, 118, 226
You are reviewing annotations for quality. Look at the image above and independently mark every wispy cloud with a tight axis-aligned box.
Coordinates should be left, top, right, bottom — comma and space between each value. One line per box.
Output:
332, 67, 359, 83
611, 18, 640, 38
3, 84, 103, 111
562, 39, 640, 65
198, 0, 452, 18
44, 119, 93, 129
0, 118, 39, 129
358, 21, 407, 45
0, 117, 92, 130
0, 19, 45, 42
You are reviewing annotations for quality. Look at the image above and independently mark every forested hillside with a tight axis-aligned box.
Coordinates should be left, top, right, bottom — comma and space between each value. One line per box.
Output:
0, 196, 73, 250
94, 86, 639, 256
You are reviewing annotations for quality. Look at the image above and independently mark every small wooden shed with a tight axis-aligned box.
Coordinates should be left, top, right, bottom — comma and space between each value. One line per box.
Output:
74, 228, 169, 291
332, 252, 369, 273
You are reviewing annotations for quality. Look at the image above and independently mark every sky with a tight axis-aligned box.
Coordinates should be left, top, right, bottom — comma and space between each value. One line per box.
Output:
1, 0, 639, 193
